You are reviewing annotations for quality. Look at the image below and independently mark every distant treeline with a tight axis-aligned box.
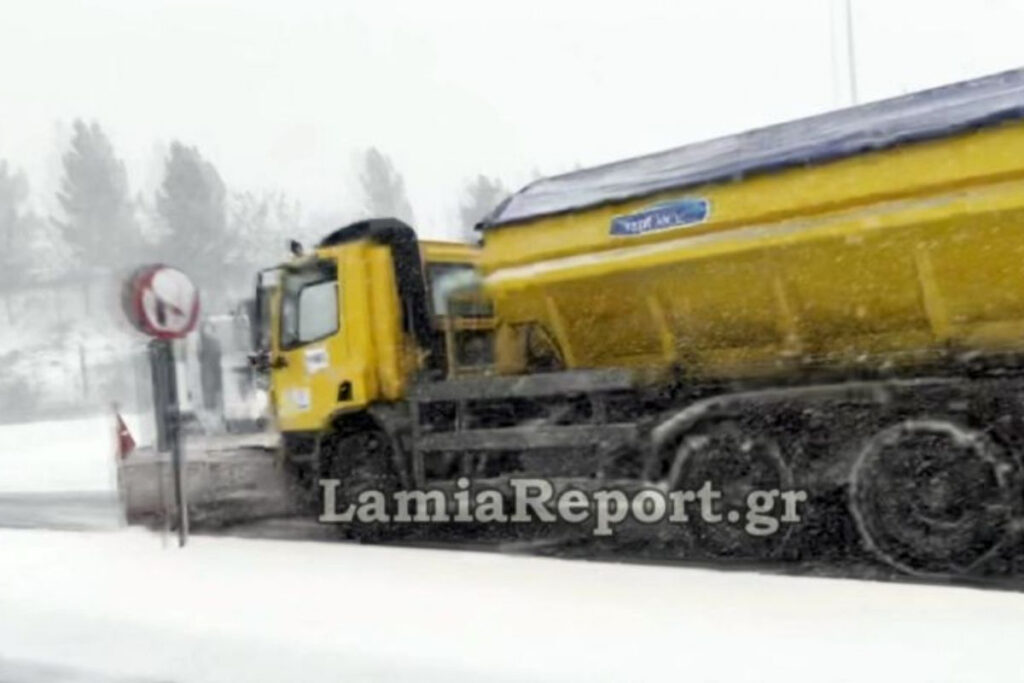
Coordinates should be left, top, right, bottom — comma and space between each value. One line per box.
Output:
0, 120, 512, 310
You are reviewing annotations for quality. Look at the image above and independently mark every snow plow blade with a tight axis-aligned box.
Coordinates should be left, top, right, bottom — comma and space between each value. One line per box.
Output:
118, 435, 306, 529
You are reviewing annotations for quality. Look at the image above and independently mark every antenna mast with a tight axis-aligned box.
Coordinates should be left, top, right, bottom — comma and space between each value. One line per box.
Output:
845, 0, 859, 104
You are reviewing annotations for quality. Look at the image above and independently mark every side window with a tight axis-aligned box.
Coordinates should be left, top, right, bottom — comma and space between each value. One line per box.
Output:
297, 281, 339, 344
428, 263, 478, 316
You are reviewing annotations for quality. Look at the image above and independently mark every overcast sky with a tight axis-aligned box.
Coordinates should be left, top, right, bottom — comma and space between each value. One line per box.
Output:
3, 0, 1024, 241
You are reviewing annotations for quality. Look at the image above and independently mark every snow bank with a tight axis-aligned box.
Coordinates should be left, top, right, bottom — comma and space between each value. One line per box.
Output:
0, 413, 155, 494
1, 528, 1022, 682
0, 415, 118, 493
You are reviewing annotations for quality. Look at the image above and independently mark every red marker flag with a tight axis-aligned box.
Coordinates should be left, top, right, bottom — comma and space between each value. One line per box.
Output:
115, 411, 136, 459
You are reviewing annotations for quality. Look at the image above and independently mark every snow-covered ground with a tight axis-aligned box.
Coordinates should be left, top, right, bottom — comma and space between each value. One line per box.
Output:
1, 527, 1022, 682
0, 413, 150, 494
0, 414, 153, 530
1, 384, 1020, 680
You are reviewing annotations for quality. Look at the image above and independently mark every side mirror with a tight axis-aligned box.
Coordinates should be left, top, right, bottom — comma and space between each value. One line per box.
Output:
248, 351, 271, 373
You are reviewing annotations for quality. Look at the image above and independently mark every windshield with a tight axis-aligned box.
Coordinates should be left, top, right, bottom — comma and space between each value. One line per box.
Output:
279, 261, 338, 349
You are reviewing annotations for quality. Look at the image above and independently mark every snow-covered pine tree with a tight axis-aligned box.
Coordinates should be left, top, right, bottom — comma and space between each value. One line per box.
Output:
358, 147, 415, 225
458, 174, 508, 243
155, 141, 229, 294
54, 120, 140, 274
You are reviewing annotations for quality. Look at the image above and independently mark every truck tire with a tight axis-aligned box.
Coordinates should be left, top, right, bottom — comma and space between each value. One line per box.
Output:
319, 428, 401, 542
666, 421, 796, 560
849, 420, 1021, 577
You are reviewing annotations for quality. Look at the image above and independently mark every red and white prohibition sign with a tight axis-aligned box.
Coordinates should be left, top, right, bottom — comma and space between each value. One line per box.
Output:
123, 265, 200, 339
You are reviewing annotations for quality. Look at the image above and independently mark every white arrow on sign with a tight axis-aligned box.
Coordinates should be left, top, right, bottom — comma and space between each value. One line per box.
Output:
140, 267, 199, 336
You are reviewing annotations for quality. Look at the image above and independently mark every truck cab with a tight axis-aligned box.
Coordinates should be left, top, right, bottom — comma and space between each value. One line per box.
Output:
264, 219, 490, 457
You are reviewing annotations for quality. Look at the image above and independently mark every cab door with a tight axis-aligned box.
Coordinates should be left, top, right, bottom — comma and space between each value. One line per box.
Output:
272, 258, 346, 433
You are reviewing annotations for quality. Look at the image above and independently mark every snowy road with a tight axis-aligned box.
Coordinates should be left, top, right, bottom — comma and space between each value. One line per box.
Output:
2, 527, 1023, 682
0, 491, 123, 530
2, 416, 1023, 681
0, 414, 284, 532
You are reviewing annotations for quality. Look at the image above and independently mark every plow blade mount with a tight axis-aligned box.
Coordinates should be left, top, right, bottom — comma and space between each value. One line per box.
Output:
118, 435, 305, 529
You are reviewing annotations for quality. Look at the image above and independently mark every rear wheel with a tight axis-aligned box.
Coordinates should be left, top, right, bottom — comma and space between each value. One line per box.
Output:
665, 421, 796, 559
850, 420, 1021, 577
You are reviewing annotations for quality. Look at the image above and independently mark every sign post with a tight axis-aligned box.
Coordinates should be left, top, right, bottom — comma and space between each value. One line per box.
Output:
123, 265, 200, 547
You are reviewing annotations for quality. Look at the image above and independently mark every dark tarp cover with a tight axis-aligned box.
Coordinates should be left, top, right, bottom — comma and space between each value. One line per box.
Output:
481, 68, 1024, 230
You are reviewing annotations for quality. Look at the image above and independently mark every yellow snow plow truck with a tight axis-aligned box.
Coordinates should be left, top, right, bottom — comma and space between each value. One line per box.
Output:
263, 69, 1024, 577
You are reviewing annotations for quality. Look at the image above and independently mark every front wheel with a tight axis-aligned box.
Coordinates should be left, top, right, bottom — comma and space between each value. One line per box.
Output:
318, 428, 401, 541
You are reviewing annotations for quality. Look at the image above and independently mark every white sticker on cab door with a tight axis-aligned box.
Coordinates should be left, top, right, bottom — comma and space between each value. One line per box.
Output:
288, 388, 310, 412
304, 347, 329, 375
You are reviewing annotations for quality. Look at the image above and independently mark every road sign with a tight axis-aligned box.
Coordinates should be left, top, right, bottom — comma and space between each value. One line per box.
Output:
121, 264, 200, 547
123, 265, 200, 340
